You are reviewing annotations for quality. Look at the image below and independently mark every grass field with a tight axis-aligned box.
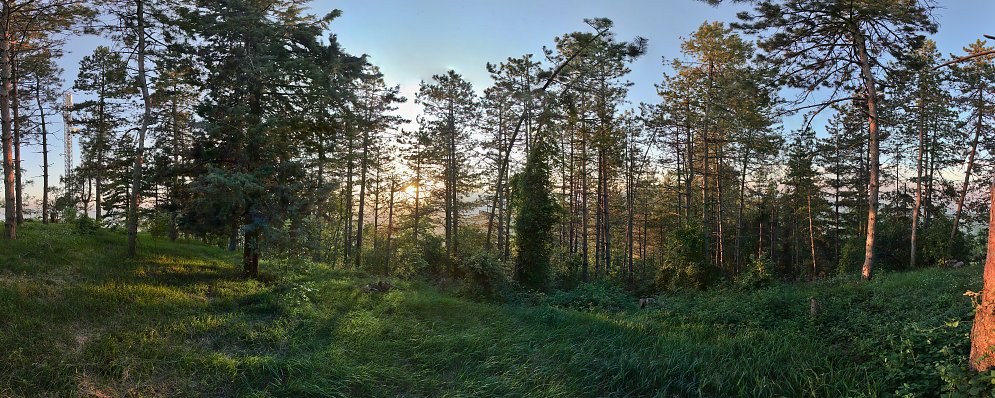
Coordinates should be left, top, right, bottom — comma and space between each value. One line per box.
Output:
0, 222, 983, 397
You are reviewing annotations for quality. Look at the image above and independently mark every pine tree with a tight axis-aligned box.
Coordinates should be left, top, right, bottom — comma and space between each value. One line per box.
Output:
416, 70, 479, 265
728, 0, 938, 280
177, 2, 362, 277
73, 45, 134, 225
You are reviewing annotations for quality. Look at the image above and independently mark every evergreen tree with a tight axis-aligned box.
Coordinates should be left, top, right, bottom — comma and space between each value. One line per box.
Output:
73, 45, 134, 225
728, 0, 938, 280
514, 136, 558, 291
416, 70, 480, 265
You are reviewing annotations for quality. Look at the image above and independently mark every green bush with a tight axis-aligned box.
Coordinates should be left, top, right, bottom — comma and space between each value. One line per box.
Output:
456, 251, 511, 300
75, 214, 99, 234
656, 224, 717, 291
735, 255, 773, 290
145, 212, 173, 239
837, 238, 863, 275
546, 282, 635, 312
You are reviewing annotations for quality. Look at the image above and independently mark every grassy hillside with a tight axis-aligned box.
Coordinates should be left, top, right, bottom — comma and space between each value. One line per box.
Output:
0, 222, 984, 397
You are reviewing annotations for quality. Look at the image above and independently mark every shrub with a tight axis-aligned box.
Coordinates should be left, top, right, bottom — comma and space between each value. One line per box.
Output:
145, 212, 173, 239
735, 255, 773, 290
75, 214, 99, 234
656, 224, 717, 291
546, 282, 635, 313
837, 238, 863, 275
456, 251, 511, 300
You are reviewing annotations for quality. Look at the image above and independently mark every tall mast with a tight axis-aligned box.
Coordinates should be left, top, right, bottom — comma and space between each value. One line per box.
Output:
63, 91, 73, 202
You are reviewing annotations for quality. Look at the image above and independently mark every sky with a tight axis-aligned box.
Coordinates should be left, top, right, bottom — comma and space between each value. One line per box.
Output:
10, 0, 995, 213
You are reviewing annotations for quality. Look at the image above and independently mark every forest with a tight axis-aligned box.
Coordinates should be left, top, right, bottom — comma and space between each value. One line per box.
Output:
3, 0, 995, 396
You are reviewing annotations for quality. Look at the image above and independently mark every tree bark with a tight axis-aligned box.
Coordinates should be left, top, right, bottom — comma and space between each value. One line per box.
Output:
910, 95, 926, 268
36, 78, 49, 224
808, 193, 817, 279
385, 179, 396, 275
12, 57, 21, 225
950, 83, 984, 253
355, 126, 368, 269
970, 182, 995, 371
1, 2, 16, 239
243, 228, 259, 278
127, 0, 152, 257
856, 28, 880, 281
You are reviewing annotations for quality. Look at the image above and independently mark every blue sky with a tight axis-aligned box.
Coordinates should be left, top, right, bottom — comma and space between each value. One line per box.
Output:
12, 0, 995, 210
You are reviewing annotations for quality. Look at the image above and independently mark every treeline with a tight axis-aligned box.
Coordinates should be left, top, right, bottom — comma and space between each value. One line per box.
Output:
0, 0, 990, 294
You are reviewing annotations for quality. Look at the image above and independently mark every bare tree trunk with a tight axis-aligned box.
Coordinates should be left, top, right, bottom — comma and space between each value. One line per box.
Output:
36, 78, 49, 224
856, 29, 880, 281
243, 228, 259, 278
127, 0, 152, 257
595, 149, 602, 277
485, 109, 504, 250
385, 178, 396, 275
581, 126, 590, 281
1, 2, 16, 239
808, 193, 817, 279
449, 117, 459, 264
735, 146, 750, 274
716, 144, 726, 272
970, 182, 995, 371
910, 96, 926, 268
684, 101, 694, 224
625, 137, 635, 282
951, 84, 984, 253
12, 57, 21, 224
372, 167, 380, 251
413, 151, 421, 244
355, 127, 369, 269
344, 134, 354, 264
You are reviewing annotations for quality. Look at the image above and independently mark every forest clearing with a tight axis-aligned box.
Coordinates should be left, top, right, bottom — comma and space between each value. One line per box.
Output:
3, 0, 995, 396
0, 223, 984, 396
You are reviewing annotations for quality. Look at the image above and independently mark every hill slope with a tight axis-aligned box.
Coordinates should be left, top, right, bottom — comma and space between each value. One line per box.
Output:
0, 222, 983, 397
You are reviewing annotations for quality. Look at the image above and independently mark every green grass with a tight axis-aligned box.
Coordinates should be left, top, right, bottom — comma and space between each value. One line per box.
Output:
0, 222, 982, 397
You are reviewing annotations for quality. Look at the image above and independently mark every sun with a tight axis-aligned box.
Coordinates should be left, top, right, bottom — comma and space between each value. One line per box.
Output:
404, 184, 418, 197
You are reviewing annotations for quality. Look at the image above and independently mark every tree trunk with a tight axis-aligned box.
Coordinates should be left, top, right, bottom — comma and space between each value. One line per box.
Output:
581, 125, 590, 281
344, 134, 354, 264
385, 179, 396, 275
808, 193, 817, 279
950, 83, 984, 253
355, 127, 368, 269
969, 182, 995, 371
735, 146, 751, 275
36, 78, 49, 224
1, 2, 16, 239
910, 95, 926, 268
127, 0, 152, 257
12, 57, 21, 225
485, 109, 504, 251
243, 228, 260, 278
413, 152, 421, 244
856, 29, 880, 281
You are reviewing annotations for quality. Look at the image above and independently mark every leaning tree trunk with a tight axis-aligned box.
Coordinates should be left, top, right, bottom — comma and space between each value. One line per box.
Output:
970, 182, 995, 371
951, 84, 984, 254
127, 0, 152, 257
856, 28, 880, 281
